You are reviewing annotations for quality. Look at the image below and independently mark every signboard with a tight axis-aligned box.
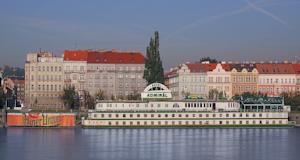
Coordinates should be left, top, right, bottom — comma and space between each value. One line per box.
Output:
7, 112, 76, 127
141, 83, 172, 99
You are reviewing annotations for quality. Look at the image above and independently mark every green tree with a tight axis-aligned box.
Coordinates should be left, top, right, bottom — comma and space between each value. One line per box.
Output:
110, 95, 115, 100
199, 57, 218, 63
281, 92, 300, 111
2, 65, 25, 77
82, 91, 95, 110
62, 85, 79, 109
144, 31, 164, 84
127, 91, 141, 100
208, 89, 219, 100
95, 89, 106, 101
0, 87, 5, 108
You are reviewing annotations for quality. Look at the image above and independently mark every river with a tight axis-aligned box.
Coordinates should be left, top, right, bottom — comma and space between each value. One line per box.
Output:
0, 128, 300, 160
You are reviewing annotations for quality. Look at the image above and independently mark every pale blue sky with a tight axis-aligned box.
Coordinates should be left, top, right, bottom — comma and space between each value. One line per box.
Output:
1, 0, 300, 69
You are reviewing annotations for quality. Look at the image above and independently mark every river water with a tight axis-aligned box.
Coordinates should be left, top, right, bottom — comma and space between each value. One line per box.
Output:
0, 128, 300, 160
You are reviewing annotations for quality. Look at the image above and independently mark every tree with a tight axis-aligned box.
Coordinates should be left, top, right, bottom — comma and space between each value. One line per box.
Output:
0, 87, 5, 108
110, 95, 115, 100
208, 89, 219, 100
95, 89, 106, 101
199, 57, 218, 63
281, 92, 300, 111
62, 85, 79, 109
127, 91, 141, 100
144, 31, 164, 84
82, 91, 95, 110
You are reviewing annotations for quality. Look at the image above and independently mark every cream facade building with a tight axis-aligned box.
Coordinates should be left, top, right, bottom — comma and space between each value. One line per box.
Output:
207, 63, 232, 98
25, 52, 64, 109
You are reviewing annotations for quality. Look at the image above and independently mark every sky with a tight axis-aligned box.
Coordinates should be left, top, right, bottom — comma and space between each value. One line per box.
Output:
0, 0, 300, 70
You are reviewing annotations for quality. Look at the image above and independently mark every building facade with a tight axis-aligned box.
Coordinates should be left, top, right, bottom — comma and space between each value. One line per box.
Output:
25, 52, 64, 109
257, 64, 297, 96
293, 64, 300, 92
166, 62, 300, 99
64, 50, 146, 99
166, 64, 207, 100
231, 64, 258, 96
9, 76, 25, 103
63, 50, 88, 95
207, 63, 232, 98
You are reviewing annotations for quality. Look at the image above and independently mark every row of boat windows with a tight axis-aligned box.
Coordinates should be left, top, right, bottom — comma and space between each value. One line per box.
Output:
98, 103, 236, 108
106, 120, 283, 125
185, 103, 215, 108
185, 102, 237, 108
93, 113, 265, 118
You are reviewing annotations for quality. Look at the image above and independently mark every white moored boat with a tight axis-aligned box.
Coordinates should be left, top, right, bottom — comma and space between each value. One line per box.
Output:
82, 83, 292, 128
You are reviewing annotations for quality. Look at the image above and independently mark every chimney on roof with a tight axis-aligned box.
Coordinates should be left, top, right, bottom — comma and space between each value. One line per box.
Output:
221, 61, 226, 64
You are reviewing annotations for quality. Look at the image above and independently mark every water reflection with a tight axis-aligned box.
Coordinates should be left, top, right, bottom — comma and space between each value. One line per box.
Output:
0, 128, 299, 160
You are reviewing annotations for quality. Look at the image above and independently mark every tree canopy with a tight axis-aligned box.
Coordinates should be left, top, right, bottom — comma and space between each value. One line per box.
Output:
199, 57, 218, 63
62, 85, 79, 109
143, 31, 164, 84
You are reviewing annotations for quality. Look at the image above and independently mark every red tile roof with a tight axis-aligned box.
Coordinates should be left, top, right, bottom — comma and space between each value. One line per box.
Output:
292, 64, 300, 74
64, 50, 145, 64
64, 50, 89, 61
186, 64, 210, 72
164, 69, 178, 77
186, 63, 231, 72
256, 64, 296, 74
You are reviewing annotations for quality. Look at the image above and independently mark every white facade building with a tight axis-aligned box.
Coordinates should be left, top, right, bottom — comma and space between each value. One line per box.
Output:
166, 64, 207, 100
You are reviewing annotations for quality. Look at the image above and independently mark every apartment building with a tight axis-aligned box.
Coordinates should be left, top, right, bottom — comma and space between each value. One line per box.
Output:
292, 64, 300, 92
166, 63, 208, 100
207, 63, 232, 98
64, 50, 146, 98
25, 52, 64, 109
231, 64, 258, 96
9, 76, 25, 103
63, 50, 88, 95
256, 64, 297, 96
